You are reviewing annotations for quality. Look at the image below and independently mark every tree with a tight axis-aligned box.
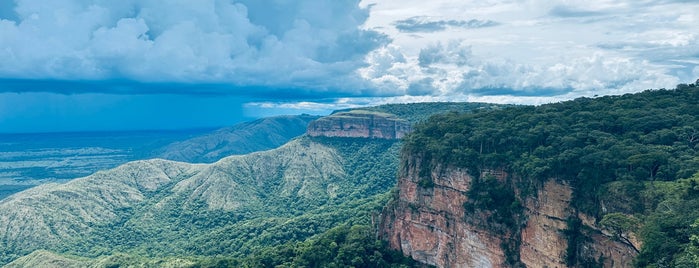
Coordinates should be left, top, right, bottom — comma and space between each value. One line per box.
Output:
600, 213, 640, 252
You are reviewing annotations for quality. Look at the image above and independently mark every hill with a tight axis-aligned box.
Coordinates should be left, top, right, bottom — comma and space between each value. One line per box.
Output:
156, 114, 320, 163
0, 137, 404, 265
0, 115, 318, 200
0, 102, 504, 266
381, 82, 699, 267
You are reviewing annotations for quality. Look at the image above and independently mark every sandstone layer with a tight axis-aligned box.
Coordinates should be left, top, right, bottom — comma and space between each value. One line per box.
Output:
307, 110, 411, 139
380, 156, 638, 267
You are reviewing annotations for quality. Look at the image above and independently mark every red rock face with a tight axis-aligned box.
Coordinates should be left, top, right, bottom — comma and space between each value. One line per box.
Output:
380, 156, 638, 268
519, 180, 573, 268
306, 111, 411, 139
379, 157, 507, 268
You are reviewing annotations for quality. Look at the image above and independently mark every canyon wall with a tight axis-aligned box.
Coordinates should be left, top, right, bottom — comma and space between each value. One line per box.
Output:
307, 111, 411, 139
380, 156, 639, 267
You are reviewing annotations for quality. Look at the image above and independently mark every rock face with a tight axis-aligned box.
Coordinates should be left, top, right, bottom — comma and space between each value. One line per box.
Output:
519, 180, 573, 268
380, 155, 639, 268
307, 110, 411, 139
379, 157, 506, 267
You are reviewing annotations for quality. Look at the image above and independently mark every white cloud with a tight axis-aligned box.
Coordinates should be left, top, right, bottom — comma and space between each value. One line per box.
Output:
0, 0, 697, 105
0, 0, 387, 94
355, 0, 698, 103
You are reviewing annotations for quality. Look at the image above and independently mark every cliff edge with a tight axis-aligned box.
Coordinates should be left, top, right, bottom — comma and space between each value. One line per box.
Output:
307, 110, 411, 139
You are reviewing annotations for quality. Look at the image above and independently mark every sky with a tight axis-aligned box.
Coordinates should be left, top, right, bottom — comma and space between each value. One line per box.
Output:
0, 0, 698, 132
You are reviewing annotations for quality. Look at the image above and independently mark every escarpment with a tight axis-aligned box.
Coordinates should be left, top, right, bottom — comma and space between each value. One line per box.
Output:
378, 87, 699, 267
379, 155, 639, 268
307, 110, 411, 139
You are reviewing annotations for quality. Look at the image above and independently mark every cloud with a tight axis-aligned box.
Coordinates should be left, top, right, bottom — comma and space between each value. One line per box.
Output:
0, 0, 387, 96
1, 0, 698, 105
406, 78, 436, 96
359, 37, 680, 101
394, 16, 499, 33
548, 5, 606, 18
418, 42, 473, 67
243, 94, 462, 117
357, 0, 699, 101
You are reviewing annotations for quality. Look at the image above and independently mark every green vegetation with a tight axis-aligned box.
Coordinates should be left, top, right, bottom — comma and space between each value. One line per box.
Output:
8, 225, 420, 268
335, 102, 511, 124
229, 224, 419, 268
2, 102, 499, 266
158, 114, 320, 163
633, 176, 699, 267
462, 174, 524, 266
402, 81, 699, 267
0, 136, 405, 266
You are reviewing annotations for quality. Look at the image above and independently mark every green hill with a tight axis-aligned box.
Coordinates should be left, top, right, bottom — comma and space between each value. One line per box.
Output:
156, 114, 320, 163
0, 137, 400, 265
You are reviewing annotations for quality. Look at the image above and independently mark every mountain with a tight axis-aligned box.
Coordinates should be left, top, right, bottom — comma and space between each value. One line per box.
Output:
0, 136, 401, 265
0, 102, 503, 266
0, 115, 318, 201
156, 114, 320, 163
380, 83, 699, 267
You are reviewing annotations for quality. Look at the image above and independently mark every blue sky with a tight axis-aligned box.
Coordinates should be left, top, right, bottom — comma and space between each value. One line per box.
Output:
0, 0, 698, 132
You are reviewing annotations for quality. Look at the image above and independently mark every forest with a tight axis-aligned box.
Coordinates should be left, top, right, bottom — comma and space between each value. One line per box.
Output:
403, 80, 699, 267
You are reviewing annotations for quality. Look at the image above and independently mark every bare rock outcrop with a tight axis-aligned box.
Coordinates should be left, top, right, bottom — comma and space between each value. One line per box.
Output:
307, 110, 411, 139
380, 156, 639, 267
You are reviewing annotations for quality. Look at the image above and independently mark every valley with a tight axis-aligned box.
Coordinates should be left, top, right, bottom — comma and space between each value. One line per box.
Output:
0, 115, 318, 200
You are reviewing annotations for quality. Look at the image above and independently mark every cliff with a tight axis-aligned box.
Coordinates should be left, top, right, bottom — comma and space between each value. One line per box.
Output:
380, 155, 639, 268
307, 110, 411, 139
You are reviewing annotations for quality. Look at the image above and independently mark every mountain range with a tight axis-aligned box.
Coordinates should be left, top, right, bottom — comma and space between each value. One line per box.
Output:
3, 86, 699, 267
0, 103, 497, 267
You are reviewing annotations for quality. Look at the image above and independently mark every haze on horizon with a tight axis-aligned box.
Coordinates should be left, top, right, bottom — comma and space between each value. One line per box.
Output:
0, 0, 697, 133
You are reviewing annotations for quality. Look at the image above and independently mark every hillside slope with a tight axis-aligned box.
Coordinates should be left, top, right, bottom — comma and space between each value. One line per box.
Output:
157, 114, 319, 163
0, 136, 402, 265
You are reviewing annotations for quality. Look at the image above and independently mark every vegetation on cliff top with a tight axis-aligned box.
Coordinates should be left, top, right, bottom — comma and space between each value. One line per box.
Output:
334, 102, 510, 124
403, 81, 699, 267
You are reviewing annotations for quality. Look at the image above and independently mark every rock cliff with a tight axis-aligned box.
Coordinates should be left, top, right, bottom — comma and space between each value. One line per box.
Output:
380, 155, 639, 267
307, 110, 411, 139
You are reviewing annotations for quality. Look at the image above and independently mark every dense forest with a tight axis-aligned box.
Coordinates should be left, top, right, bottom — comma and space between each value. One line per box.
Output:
334, 102, 510, 124
403, 80, 699, 267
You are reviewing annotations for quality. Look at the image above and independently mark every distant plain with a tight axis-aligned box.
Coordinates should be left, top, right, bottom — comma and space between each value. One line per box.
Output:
0, 129, 214, 199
